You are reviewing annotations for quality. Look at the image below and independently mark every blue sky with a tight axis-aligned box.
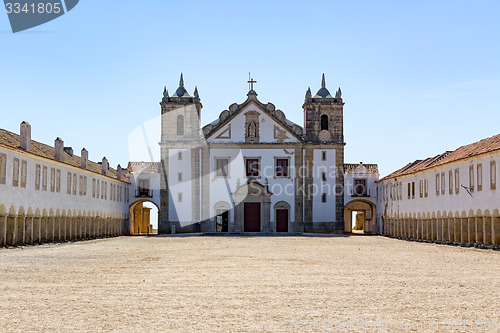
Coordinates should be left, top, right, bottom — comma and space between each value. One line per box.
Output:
1, 0, 499, 177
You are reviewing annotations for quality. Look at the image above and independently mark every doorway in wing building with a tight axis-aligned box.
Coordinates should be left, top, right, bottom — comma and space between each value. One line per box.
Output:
344, 200, 376, 234
129, 200, 159, 235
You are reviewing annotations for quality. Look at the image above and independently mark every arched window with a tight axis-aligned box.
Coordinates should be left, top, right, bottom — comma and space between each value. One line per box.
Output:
177, 115, 184, 136
321, 114, 329, 131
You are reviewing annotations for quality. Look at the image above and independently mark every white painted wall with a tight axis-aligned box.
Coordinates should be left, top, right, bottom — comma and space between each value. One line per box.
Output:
377, 150, 500, 221
312, 149, 336, 222
0, 146, 130, 218
209, 148, 296, 222
168, 149, 192, 222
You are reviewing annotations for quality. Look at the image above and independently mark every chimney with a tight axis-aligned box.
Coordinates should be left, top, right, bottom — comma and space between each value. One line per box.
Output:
20, 121, 31, 152
117, 164, 123, 180
81, 148, 88, 169
54, 137, 64, 161
102, 157, 109, 175
64, 147, 73, 156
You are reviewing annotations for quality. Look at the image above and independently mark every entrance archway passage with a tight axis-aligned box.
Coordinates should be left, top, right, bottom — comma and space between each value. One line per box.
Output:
129, 200, 159, 235
344, 200, 376, 234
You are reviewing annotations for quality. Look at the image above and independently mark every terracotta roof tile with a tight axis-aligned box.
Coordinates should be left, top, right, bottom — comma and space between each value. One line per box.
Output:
0, 128, 127, 182
379, 134, 500, 181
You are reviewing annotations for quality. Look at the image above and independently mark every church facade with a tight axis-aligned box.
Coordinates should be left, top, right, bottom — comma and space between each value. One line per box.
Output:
158, 74, 346, 234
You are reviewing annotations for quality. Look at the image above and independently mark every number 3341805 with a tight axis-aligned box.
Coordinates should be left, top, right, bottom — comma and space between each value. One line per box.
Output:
5, 3, 62, 14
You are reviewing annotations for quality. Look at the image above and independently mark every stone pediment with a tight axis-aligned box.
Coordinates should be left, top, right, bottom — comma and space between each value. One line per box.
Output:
203, 91, 304, 142
233, 178, 272, 197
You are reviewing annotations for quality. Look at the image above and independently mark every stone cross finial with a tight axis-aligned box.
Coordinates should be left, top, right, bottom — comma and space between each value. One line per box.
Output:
248, 73, 257, 91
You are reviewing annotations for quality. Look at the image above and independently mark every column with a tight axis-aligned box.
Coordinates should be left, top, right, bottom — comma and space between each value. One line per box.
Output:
0, 214, 7, 246
475, 216, 483, 245
33, 216, 41, 244
483, 215, 492, 245
6, 213, 17, 246
467, 216, 475, 245
25, 215, 33, 245
460, 217, 468, 245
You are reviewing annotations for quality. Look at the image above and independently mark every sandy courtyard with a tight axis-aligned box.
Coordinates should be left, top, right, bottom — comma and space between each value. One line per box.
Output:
0, 235, 499, 332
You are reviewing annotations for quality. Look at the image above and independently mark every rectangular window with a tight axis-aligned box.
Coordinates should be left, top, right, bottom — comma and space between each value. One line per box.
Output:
178, 151, 182, 160
321, 193, 327, 203
321, 151, 327, 161
138, 179, 150, 196
398, 182, 402, 200
275, 158, 289, 177
35, 164, 41, 190
20, 160, 27, 188
79, 176, 83, 196
419, 180, 423, 198
92, 179, 96, 198
491, 161, 497, 190
0, 153, 6, 185
441, 172, 445, 194
178, 192, 183, 202
477, 164, 482, 191
245, 158, 259, 177
424, 179, 428, 197
56, 169, 61, 193
178, 172, 183, 182
448, 171, 453, 195
322, 172, 327, 182
411, 181, 415, 198
12, 158, 20, 187
454, 169, 460, 194
104, 182, 107, 200
73, 173, 77, 195
83, 176, 87, 196
215, 158, 229, 177
435, 174, 440, 196
50, 168, 55, 192
67, 172, 72, 194
407, 183, 411, 199
96, 179, 100, 198
42, 166, 47, 191
469, 165, 474, 191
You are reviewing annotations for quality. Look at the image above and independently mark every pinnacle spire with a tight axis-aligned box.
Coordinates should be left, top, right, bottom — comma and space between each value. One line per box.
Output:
321, 73, 326, 88
163, 86, 168, 97
194, 86, 199, 98
179, 73, 184, 87
305, 87, 312, 99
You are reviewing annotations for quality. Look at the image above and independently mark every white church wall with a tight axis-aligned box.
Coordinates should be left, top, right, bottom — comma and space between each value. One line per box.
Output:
207, 104, 300, 144
168, 148, 192, 222
312, 149, 336, 222
209, 148, 296, 222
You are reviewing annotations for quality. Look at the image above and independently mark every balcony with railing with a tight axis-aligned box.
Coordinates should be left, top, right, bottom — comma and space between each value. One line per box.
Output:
135, 188, 153, 198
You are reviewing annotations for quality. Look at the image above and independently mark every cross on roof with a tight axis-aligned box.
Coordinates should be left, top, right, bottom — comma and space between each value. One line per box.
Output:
248, 73, 257, 91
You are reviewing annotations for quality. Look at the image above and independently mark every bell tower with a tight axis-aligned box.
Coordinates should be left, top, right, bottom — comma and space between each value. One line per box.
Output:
303, 74, 344, 143
158, 74, 204, 234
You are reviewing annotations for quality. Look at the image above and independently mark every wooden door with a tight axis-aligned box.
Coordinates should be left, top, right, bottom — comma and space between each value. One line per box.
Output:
244, 203, 260, 232
276, 209, 288, 232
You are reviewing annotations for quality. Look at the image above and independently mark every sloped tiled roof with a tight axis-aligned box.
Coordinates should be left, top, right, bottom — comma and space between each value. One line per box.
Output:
379, 134, 500, 181
0, 128, 127, 182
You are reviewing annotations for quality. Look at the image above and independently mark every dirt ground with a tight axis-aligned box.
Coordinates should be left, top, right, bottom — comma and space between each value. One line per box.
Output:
0, 235, 499, 333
